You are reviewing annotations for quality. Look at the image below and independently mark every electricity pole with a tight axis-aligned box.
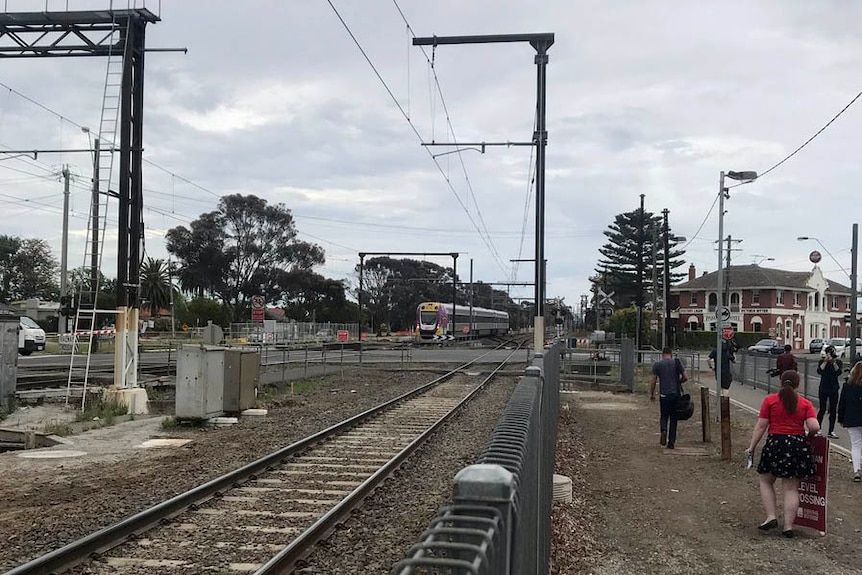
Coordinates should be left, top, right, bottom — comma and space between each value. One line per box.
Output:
652, 224, 659, 348
662, 209, 670, 349
636, 194, 645, 353
59, 165, 71, 334
851, 223, 858, 365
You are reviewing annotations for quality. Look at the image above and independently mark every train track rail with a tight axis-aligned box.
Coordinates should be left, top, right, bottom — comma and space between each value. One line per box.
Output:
4, 343, 522, 575
15, 366, 175, 392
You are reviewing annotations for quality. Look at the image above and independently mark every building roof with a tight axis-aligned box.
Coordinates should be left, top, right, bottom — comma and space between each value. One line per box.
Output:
671, 264, 851, 295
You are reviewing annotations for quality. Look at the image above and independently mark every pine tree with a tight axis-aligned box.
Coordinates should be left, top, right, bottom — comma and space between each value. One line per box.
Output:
594, 208, 686, 311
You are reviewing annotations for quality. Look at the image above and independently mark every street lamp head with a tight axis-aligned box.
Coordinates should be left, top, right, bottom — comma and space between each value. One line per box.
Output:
727, 170, 758, 181
797, 236, 811, 241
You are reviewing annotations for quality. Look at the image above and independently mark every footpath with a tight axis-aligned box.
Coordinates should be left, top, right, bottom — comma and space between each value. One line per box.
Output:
550, 381, 862, 575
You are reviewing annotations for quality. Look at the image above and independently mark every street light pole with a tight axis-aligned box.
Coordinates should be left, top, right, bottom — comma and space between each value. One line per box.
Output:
715, 170, 757, 420
716, 172, 727, 419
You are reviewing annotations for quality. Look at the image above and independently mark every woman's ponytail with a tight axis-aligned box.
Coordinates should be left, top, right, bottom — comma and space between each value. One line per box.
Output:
778, 370, 800, 414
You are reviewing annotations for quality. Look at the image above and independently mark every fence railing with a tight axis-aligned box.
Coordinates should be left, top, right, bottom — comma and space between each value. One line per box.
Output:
394, 340, 561, 575
734, 350, 843, 403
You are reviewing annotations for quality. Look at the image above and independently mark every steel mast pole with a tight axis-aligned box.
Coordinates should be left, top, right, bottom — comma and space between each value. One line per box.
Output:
60, 166, 71, 334
533, 43, 549, 354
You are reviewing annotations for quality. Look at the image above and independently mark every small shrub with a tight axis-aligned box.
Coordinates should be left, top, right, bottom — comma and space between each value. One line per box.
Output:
43, 421, 74, 436
161, 416, 178, 430
76, 397, 129, 423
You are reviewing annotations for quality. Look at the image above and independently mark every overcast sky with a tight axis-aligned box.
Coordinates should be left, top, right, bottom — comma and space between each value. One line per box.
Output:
1, 0, 861, 311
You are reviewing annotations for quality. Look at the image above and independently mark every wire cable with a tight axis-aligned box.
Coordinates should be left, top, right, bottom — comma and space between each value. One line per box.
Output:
758, 89, 862, 180
326, 0, 508, 274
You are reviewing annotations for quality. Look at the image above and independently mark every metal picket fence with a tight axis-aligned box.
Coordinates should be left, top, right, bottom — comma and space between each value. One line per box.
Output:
735, 351, 826, 401
394, 340, 561, 575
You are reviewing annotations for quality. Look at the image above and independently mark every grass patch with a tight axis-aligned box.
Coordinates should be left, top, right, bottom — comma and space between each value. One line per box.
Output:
43, 420, 74, 436
255, 377, 326, 408
76, 397, 128, 425
161, 416, 178, 430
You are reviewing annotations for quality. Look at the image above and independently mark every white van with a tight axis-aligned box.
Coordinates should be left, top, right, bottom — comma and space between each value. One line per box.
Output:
19, 315, 46, 355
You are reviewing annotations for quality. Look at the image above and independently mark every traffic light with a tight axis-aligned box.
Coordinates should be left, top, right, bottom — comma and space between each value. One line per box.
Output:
59, 295, 76, 318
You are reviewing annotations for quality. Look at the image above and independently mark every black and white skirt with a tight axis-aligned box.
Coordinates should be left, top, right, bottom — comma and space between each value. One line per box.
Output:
757, 434, 817, 479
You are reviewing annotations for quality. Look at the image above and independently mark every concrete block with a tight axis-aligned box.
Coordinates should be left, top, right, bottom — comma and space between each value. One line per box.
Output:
106, 387, 149, 415
241, 408, 268, 417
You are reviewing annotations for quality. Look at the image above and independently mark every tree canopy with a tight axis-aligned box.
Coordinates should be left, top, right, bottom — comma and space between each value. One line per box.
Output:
166, 194, 325, 321
594, 208, 686, 311
0, 235, 58, 303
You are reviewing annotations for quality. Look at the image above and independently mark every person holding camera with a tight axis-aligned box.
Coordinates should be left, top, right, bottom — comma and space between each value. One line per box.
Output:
817, 345, 843, 438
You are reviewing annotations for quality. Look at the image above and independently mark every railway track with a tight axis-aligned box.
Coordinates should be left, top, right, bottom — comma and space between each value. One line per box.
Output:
15, 365, 175, 392
4, 344, 522, 575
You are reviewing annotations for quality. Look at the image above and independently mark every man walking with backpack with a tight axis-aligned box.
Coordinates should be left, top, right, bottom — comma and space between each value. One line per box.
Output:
650, 347, 688, 450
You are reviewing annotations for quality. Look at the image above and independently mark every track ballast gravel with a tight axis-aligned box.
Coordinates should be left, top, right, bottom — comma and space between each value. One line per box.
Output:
0, 368, 457, 571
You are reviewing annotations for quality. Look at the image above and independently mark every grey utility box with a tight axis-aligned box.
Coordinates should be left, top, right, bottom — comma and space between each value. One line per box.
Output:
0, 304, 19, 412
223, 349, 260, 413
175, 345, 226, 420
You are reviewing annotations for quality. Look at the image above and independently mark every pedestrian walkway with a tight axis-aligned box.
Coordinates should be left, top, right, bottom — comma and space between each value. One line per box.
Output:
552, 383, 862, 574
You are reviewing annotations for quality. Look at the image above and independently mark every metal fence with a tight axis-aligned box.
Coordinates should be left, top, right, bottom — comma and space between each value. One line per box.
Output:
229, 321, 359, 344
734, 351, 839, 402
394, 340, 560, 575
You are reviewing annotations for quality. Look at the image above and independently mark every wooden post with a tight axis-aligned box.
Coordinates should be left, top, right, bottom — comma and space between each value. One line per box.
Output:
721, 396, 732, 460
701, 386, 711, 443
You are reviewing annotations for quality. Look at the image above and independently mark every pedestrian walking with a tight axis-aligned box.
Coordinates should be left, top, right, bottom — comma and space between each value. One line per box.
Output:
707, 341, 734, 393
746, 370, 819, 538
817, 345, 843, 438
649, 347, 688, 450
838, 362, 862, 482
776, 344, 797, 374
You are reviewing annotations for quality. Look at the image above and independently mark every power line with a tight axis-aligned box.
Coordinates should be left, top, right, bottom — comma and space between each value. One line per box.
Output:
680, 191, 719, 250
759, 89, 862, 179
325, 0, 509, 274
391, 0, 506, 272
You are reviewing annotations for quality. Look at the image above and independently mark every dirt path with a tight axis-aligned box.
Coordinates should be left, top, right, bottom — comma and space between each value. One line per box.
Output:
552, 387, 862, 575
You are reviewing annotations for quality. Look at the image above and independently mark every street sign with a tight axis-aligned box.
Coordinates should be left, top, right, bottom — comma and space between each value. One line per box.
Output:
722, 326, 735, 341
768, 327, 776, 337
462, 326, 470, 335
337, 329, 349, 343
715, 306, 731, 322
809, 250, 822, 264
796, 436, 829, 533
251, 295, 265, 322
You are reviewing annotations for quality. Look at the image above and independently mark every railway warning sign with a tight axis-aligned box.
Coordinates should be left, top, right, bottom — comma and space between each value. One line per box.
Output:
721, 326, 735, 340
337, 329, 349, 343
796, 436, 829, 533
462, 326, 470, 335
251, 295, 265, 322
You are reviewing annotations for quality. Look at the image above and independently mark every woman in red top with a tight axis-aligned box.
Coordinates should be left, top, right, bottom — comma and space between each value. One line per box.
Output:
746, 370, 819, 537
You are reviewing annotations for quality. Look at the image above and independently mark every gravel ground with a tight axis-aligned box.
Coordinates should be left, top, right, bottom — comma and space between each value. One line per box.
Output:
0, 368, 457, 571
553, 387, 862, 575
297, 376, 518, 574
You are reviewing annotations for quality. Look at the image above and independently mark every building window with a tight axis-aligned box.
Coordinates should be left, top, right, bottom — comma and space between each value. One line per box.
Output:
752, 290, 760, 305
708, 293, 717, 309
831, 296, 838, 309
689, 292, 697, 306
847, 297, 851, 311
794, 292, 801, 306
776, 290, 784, 305
751, 317, 763, 332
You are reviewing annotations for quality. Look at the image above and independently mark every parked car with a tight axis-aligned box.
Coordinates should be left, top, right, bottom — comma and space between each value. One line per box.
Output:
838, 338, 862, 359
748, 339, 783, 354
809, 338, 825, 354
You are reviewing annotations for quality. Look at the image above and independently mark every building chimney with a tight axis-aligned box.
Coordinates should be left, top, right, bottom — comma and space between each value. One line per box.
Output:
689, 264, 696, 281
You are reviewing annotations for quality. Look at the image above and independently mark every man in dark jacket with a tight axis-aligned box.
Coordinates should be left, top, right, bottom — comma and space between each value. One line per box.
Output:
817, 345, 843, 438
650, 347, 688, 450
776, 345, 798, 374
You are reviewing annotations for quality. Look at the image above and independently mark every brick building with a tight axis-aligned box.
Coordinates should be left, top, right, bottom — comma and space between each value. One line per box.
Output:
670, 263, 858, 351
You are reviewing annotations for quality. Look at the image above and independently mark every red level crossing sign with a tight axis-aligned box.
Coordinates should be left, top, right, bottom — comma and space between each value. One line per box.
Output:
797, 436, 829, 533
722, 326, 735, 340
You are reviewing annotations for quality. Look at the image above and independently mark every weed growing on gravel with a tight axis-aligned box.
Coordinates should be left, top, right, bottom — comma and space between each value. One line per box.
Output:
75, 397, 128, 425
43, 420, 74, 436
161, 416, 178, 430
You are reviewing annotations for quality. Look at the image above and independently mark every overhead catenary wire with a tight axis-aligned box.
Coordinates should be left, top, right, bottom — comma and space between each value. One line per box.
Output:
325, 0, 509, 274
391, 0, 508, 274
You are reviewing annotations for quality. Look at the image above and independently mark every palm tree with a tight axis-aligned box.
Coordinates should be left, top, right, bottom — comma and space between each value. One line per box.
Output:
140, 258, 173, 319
